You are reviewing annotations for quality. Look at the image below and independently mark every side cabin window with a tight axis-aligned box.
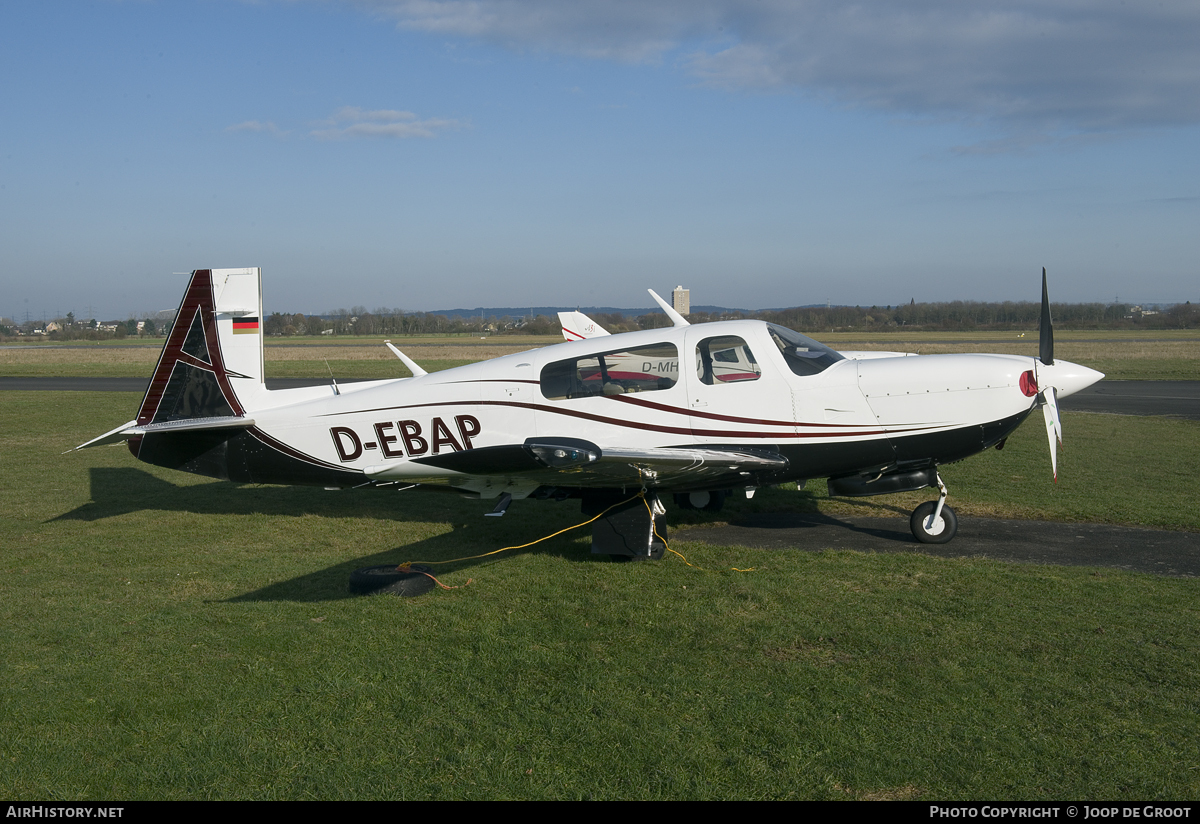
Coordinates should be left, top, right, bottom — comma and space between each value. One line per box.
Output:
541, 342, 679, 400
767, 324, 844, 377
696, 335, 761, 385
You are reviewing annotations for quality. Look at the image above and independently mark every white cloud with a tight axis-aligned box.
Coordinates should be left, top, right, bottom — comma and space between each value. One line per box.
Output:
310, 106, 466, 139
359, 0, 710, 62
351, 0, 1200, 133
226, 120, 284, 134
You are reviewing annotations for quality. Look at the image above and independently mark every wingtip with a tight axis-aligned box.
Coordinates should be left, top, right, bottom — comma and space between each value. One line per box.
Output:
647, 288, 690, 328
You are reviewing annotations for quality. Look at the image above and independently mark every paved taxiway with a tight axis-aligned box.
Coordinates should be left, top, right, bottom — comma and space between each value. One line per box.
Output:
682, 513, 1200, 577
5, 377, 1198, 419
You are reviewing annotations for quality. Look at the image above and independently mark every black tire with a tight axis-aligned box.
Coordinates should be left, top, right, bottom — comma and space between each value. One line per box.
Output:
348, 564, 436, 597
910, 501, 958, 544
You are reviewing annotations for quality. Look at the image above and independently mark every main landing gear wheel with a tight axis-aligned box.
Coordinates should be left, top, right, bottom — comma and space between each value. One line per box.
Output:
910, 501, 958, 544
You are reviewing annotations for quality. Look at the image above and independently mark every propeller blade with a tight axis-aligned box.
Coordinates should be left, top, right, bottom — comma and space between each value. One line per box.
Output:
1042, 386, 1062, 482
1039, 267, 1054, 366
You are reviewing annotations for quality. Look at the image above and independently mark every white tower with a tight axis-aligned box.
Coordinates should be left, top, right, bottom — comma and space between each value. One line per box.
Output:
672, 285, 690, 316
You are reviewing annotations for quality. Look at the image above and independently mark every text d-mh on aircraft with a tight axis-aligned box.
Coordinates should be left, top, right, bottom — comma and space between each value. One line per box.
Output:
79, 268, 1102, 557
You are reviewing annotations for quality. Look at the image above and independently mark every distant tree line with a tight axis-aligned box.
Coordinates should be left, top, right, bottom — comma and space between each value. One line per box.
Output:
4, 299, 1196, 341
749, 300, 1199, 332
256, 300, 1195, 336
0, 311, 160, 341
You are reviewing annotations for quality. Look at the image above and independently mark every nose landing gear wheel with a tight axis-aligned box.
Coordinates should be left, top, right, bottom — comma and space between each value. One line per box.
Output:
910, 501, 958, 544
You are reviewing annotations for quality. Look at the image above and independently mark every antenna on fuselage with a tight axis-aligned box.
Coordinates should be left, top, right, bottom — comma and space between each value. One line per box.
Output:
384, 340, 428, 377
324, 359, 340, 396
647, 289, 689, 328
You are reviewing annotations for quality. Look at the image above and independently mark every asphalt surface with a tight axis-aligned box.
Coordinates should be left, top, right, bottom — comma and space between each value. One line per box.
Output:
1055, 380, 1200, 419
5, 377, 1198, 419
680, 513, 1200, 577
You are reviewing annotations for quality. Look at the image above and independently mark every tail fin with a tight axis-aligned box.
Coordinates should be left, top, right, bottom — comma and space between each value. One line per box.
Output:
137, 268, 265, 425
557, 310, 611, 341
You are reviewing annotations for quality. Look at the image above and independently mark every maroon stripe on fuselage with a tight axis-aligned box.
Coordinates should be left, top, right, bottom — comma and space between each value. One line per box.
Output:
609, 393, 869, 429
248, 426, 361, 473
317, 398, 930, 440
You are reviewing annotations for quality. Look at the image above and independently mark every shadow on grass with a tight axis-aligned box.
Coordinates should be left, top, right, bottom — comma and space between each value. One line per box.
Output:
53, 467, 476, 523
226, 527, 602, 603
52, 468, 948, 602
54, 467, 623, 602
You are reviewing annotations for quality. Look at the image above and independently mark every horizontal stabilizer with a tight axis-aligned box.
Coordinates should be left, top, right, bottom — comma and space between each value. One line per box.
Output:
74, 415, 255, 450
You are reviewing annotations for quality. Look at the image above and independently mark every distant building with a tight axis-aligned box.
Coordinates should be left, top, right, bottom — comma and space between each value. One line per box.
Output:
672, 285, 690, 316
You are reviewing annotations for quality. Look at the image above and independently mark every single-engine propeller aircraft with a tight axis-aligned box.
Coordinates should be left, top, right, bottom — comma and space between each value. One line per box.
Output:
78, 268, 1102, 557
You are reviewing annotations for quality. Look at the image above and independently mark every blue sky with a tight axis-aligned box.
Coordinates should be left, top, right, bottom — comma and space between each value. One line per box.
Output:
2, 1, 1198, 320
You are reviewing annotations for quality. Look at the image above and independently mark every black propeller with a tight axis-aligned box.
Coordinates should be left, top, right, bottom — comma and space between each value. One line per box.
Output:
1036, 267, 1062, 481
1039, 267, 1054, 366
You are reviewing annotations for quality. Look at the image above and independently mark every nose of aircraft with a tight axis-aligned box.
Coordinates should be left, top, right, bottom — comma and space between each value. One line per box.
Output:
1035, 360, 1104, 398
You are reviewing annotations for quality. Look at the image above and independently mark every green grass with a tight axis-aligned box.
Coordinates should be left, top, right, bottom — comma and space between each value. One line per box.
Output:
822, 412, 1200, 530
265, 359, 477, 379
0, 360, 479, 379
1, 392, 1198, 799
819, 329, 1200, 342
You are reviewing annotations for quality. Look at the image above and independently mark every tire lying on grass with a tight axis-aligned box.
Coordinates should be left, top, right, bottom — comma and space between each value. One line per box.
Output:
349, 564, 436, 597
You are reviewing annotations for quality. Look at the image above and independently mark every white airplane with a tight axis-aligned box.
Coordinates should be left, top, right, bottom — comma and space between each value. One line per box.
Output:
78, 268, 1101, 557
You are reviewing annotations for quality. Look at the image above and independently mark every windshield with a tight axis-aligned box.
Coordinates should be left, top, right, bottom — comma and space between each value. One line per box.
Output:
766, 324, 844, 377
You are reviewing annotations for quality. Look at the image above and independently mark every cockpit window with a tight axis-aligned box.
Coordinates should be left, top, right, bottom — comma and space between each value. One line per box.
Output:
766, 324, 844, 376
541, 342, 679, 399
696, 335, 761, 385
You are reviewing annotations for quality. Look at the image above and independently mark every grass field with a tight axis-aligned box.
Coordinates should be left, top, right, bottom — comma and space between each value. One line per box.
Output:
1, 390, 1198, 799
4, 329, 1199, 380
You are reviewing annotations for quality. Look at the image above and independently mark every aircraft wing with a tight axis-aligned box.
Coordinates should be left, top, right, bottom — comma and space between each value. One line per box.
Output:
364, 439, 789, 491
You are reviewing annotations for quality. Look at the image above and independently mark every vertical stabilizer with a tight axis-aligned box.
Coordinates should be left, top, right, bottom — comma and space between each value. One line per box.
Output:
558, 310, 611, 341
136, 268, 265, 427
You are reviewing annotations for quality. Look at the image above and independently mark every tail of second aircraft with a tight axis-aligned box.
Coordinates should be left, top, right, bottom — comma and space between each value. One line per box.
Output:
558, 310, 611, 341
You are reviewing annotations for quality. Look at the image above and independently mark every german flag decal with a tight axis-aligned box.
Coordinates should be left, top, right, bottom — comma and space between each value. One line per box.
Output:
233, 316, 260, 335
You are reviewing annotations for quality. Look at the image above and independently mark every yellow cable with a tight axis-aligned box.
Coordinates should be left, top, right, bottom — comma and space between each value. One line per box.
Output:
396, 490, 755, 581
396, 492, 644, 571
642, 495, 755, 573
